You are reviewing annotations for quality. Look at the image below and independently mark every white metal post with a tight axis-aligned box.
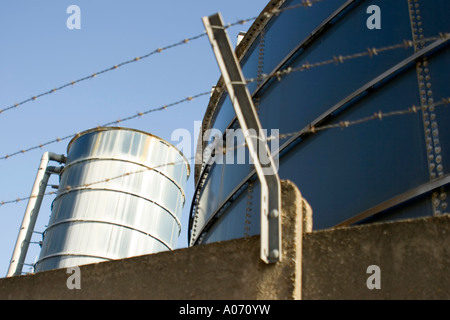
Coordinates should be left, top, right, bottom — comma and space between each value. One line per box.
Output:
7, 152, 65, 277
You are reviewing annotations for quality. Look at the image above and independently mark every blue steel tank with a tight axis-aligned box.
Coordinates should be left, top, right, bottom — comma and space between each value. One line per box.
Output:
35, 127, 189, 272
189, 0, 450, 247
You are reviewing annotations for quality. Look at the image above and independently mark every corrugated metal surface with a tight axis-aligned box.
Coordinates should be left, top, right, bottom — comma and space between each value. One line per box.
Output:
35, 127, 189, 272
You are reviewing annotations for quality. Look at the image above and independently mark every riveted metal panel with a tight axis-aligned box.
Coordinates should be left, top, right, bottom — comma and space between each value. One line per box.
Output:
190, 0, 450, 245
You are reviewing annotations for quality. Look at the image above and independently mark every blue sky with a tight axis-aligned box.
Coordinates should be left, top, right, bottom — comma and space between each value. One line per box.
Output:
0, 0, 269, 276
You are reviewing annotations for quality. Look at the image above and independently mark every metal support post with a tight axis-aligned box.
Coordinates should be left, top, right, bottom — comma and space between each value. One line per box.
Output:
7, 152, 66, 277
202, 13, 282, 263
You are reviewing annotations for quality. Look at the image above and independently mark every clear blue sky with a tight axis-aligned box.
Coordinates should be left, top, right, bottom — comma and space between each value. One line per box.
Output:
0, 0, 269, 276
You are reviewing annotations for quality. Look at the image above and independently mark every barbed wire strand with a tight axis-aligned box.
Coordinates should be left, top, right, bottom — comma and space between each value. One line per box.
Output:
0, 156, 195, 207
2, 97, 448, 208
2, 0, 443, 268
0, 32, 207, 116
0, 0, 324, 116
3, 32, 446, 162
272, 97, 450, 140
218, 97, 450, 152
0, 91, 211, 160
246, 33, 450, 84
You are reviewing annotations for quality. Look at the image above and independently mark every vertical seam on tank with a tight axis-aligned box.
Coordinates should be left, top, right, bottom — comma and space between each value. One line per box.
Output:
257, 28, 266, 92
244, 180, 254, 238
245, 28, 266, 237
189, 166, 208, 246
407, 0, 447, 214
252, 28, 266, 115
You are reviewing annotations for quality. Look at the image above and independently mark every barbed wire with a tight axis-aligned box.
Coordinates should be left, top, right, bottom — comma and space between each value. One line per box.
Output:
2, 31, 448, 162
0, 32, 208, 116
2, 97, 448, 209
3, 0, 446, 272
0, 91, 211, 160
224, 0, 327, 26
217, 97, 450, 152
0, 156, 195, 207
246, 33, 450, 84
0, 0, 325, 117
272, 97, 450, 140
1, 1, 449, 206
0, 0, 356, 161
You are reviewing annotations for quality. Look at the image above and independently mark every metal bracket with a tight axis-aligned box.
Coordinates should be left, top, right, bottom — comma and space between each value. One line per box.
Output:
202, 13, 282, 263
6, 152, 66, 277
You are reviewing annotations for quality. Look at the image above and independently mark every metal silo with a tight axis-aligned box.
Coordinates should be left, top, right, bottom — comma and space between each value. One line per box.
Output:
189, 0, 450, 246
35, 127, 189, 272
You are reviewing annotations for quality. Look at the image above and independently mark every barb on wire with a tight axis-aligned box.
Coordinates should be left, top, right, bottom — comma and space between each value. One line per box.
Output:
0, 91, 210, 160
264, 0, 325, 17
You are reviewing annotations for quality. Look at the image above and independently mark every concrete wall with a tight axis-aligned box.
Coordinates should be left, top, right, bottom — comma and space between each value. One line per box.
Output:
0, 180, 305, 300
0, 180, 449, 300
302, 213, 450, 299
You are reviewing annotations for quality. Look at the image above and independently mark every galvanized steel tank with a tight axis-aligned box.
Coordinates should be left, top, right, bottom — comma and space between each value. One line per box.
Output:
189, 0, 450, 246
35, 127, 189, 272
